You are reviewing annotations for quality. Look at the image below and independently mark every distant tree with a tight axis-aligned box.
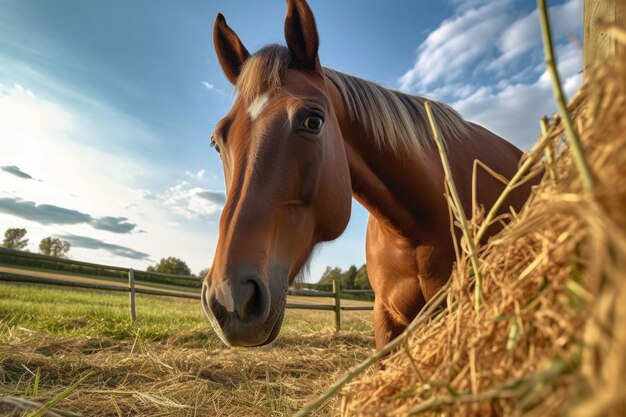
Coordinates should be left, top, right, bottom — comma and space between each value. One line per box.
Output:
317, 264, 371, 290
318, 266, 343, 287
342, 264, 358, 289
353, 264, 371, 290
147, 256, 191, 276
39, 237, 71, 257
2, 228, 28, 250
197, 267, 211, 279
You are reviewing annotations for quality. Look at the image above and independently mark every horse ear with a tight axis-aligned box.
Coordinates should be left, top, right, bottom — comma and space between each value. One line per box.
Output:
284, 0, 320, 71
213, 13, 250, 84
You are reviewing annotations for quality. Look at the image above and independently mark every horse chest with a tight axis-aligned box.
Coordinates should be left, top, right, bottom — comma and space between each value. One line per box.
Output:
366, 214, 456, 317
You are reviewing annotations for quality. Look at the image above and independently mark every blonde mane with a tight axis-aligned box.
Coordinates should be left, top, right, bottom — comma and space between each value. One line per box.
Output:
236, 45, 470, 153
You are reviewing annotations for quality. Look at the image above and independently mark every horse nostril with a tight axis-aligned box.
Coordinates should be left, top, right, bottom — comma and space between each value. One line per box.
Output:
207, 292, 227, 322
236, 278, 265, 322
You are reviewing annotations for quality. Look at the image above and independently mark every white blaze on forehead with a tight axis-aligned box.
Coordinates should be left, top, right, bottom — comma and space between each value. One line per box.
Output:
248, 94, 269, 120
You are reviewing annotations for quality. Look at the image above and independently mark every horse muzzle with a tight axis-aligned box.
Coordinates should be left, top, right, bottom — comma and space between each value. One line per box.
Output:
201, 270, 287, 347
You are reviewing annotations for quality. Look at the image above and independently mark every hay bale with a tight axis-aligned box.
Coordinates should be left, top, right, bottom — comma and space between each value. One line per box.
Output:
339, 34, 626, 417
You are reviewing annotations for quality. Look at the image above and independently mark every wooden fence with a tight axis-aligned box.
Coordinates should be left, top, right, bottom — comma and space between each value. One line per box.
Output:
0, 248, 373, 331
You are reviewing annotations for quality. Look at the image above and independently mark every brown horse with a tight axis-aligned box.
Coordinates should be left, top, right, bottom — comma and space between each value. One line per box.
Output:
202, 0, 534, 349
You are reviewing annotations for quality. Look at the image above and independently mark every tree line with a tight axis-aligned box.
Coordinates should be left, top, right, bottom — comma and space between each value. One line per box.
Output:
2, 228, 371, 291
2, 227, 71, 257
316, 264, 371, 290
1, 227, 208, 274
0, 227, 207, 288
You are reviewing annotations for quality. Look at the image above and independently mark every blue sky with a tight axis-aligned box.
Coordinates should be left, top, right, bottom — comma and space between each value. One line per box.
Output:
0, 0, 582, 279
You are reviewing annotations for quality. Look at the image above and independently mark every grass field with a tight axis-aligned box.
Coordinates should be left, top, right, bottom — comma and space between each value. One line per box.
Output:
0, 282, 374, 416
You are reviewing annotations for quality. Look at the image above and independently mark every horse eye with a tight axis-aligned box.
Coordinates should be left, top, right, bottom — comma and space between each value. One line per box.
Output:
303, 115, 324, 132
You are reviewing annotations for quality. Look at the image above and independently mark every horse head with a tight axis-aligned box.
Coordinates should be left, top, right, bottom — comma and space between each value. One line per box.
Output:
202, 0, 352, 346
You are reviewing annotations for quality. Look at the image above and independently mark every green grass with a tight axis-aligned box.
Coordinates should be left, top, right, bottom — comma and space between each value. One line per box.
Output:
0, 282, 208, 342
0, 282, 371, 342
0, 282, 374, 416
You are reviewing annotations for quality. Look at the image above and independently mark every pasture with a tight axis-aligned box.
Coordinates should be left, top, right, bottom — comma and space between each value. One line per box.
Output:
0, 281, 374, 416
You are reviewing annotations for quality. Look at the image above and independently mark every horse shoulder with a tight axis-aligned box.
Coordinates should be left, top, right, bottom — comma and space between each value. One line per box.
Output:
365, 216, 425, 322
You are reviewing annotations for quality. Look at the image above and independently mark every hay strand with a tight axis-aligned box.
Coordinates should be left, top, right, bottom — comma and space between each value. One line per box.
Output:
293, 286, 450, 417
540, 115, 559, 184
425, 101, 483, 310
474, 123, 550, 244
538, 0, 595, 190
339, 18, 626, 417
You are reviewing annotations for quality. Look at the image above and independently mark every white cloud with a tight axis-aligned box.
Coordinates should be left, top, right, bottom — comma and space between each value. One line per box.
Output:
399, 0, 511, 90
397, 0, 583, 150
185, 169, 206, 180
453, 42, 582, 149
536, 41, 582, 90
0, 80, 220, 273
138, 189, 157, 200
399, 0, 582, 93
0, 82, 148, 212
163, 181, 226, 219
202, 80, 224, 95
446, 0, 492, 14
486, 0, 582, 72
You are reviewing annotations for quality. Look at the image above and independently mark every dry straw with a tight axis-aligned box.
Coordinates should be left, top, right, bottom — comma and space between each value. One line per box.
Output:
334, 19, 626, 417
295, 10, 626, 417
0, 327, 374, 417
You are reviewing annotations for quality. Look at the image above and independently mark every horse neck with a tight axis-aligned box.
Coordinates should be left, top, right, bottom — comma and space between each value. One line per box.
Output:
325, 78, 450, 240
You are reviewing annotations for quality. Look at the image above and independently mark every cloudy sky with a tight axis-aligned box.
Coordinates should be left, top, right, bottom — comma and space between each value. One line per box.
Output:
0, 0, 582, 279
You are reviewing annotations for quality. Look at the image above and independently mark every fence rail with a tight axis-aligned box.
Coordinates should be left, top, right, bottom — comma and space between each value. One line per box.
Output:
0, 247, 200, 281
0, 248, 373, 330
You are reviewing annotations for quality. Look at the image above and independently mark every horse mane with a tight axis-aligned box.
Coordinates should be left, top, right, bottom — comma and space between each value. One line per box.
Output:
236, 44, 470, 153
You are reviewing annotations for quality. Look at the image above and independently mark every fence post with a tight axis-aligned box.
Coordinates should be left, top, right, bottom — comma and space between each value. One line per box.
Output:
128, 269, 136, 323
584, 0, 625, 77
333, 279, 341, 332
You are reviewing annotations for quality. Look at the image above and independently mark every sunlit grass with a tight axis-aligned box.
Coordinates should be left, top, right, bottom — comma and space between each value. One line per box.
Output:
0, 282, 374, 416
0, 282, 207, 342
0, 282, 372, 342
